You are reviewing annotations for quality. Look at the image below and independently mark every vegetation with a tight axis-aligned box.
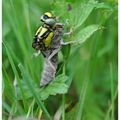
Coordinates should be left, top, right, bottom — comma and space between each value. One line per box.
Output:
2, 0, 118, 120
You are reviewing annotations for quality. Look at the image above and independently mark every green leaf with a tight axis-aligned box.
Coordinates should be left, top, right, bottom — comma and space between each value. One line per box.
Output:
18, 64, 69, 118
51, 0, 68, 17
52, 0, 97, 29
15, 73, 69, 101
61, 44, 71, 60
95, 2, 113, 10
69, 0, 98, 29
68, 24, 101, 45
14, 79, 39, 100
39, 74, 69, 100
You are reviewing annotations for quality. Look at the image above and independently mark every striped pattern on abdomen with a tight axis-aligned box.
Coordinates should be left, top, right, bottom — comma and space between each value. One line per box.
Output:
40, 54, 58, 87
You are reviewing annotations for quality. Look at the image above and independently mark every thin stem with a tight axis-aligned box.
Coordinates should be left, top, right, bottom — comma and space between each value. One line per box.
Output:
110, 63, 114, 120
105, 88, 118, 120
62, 95, 65, 120
62, 63, 66, 120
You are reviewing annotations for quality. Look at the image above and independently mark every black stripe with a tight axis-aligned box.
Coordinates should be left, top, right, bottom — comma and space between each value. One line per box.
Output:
41, 29, 51, 39
43, 24, 54, 30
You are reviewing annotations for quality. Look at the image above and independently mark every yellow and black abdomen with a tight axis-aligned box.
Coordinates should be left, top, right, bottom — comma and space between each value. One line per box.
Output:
44, 32, 54, 48
34, 26, 54, 49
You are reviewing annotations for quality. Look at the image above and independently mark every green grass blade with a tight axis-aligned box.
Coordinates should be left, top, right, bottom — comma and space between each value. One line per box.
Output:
105, 88, 118, 120
18, 63, 52, 120
110, 63, 115, 120
62, 95, 65, 120
2, 41, 28, 112
9, 0, 27, 53
21, 0, 32, 43
3, 0, 35, 80
2, 101, 11, 113
2, 66, 15, 102
26, 99, 35, 118
76, 77, 89, 120
8, 101, 17, 120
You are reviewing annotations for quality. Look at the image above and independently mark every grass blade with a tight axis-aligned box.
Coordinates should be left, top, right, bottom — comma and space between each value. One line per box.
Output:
21, 0, 32, 43
110, 63, 115, 120
2, 66, 15, 102
2, 101, 11, 113
76, 77, 89, 120
105, 88, 118, 120
18, 63, 52, 120
9, 0, 27, 53
62, 95, 65, 120
3, 0, 35, 80
2, 41, 28, 112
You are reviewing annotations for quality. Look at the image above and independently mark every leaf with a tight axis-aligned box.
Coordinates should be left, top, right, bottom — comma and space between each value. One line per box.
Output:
75, 24, 101, 43
95, 2, 114, 10
69, 0, 98, 29
15, 73, 69, 101
14, 78, 39, 100
39, 74, 69, 100
52, 0, 97, 29
61, 44, 71, 60
52, 0, 68, 17
66, 24, 101, 45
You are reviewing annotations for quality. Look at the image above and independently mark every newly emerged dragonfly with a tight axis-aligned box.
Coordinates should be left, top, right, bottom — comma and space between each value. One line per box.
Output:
32, 12, 72, 87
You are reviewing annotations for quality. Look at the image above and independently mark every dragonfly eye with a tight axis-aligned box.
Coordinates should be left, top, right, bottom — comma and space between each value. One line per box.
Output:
43, 15, 49, 20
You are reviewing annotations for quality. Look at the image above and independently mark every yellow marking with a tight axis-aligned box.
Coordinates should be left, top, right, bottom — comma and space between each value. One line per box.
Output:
35, 25, 54, 48
38, 27, 48, 38
44, 32, 54, 47
44, 12, 52, 17
35, 26, 41, 36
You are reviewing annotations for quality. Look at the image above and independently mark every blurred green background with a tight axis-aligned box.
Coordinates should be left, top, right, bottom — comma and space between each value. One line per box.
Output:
2, 0, 118, 120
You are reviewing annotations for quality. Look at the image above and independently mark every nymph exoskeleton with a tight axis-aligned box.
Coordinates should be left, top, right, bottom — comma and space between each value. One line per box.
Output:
32, 12, 72, 87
